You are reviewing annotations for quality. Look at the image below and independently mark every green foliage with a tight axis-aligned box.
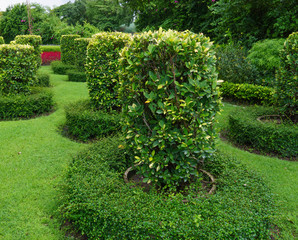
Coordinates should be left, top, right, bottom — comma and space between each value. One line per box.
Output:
220, 81, 275, 106
35, 72, 50, 87
64, 100, 122, 142
59, 138, 275, 239
216, 44, 260, 84
0, 37, 4, 44
66, 70, 86, 82
119, 29, 221, 190
275, 32, 298, 120
86, 32, 132, 110
74, 38, 92, 71
50, 60, 75, 75
40, 45, 60, 52
0, 87, 53, 120
15, 35, 42, 66
60, 34, 81, 65
228, 106, 298, 158
0, 44, 38, 96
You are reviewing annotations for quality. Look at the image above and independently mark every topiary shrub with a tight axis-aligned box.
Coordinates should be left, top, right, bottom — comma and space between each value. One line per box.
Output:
35, 72, 50, 87
119, 29, 221, 190
220, 81, 275, 106
0, 87, 54, 120
0, 37, 4, 44
60, 35, 80, 65
66, 70, 86, 82
15, 35, 42, 66
74, 38, 92, 71
216, 44, 260, 84
64, 100, 122, 142
40, 45, 61, 52
50, 61, 75, 75
275, 32, 298, 122
86, 32, 132, 110
0, 44, 38, 96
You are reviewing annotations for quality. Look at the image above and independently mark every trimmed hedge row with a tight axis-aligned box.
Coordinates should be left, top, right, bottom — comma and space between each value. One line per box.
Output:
51, 61, 75, 75
228, 106, 298, 158
0, 87, 54, 120
36, 72, 50, 87
0, 37, 4, 44
67, 70, 86, 82
64, 100, 122, 142
40, 45, 61, 52
220, 81, 275, 105
61, 35, 80, 65
59, 136, 275, 239
74, 38, 92, 71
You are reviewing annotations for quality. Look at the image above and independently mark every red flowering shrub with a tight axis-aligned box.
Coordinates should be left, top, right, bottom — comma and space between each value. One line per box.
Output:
41, 51, 61, 65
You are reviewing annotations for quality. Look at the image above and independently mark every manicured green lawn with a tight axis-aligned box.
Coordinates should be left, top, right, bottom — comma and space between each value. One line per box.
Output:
0, 67, 296, 239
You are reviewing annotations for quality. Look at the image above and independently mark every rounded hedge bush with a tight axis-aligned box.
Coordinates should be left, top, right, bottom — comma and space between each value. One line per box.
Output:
0, 37, 4, 44
275, 32, 297, 121
59, 136, 276, 239
86, 32, 132, 110
119, 29, 221, 190
15, 35, 42, 66
64, 100, 122, 142
60, 35, 80, 65
35, 72, 50, 87
51, 60, 75, 75
0, 44, 38, 95
66, 70, 86, 82
227, 106, 298, 159
74, 38, 92, 71
0, 87, 54, 120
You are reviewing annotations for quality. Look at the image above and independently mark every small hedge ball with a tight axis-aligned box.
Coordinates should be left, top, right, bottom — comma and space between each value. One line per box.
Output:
60, 34, 80, 65
0, 44, 38, 95
119, 29, 221, 190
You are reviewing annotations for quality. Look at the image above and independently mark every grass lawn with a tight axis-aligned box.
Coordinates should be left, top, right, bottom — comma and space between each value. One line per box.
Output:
0, 66, 296, 239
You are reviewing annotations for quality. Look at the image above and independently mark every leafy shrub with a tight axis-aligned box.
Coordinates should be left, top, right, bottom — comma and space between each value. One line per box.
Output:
86, 32, 131, 110
0, 44, 38, 95
220, 81, 275, 105
216, 44, 260, 84
0, 87, 54, 120
59, 138, 275, 239
228, 106, 298, 158
119, 29, 221, 190
67, 70, 86, 82
275, 32, 298, 121
40, 45, 61, 52
50, 60, 75, 75
64, 100, 122, 142
35, 72, 50, 87
15, 35, 42, 66
41, 51, 61, 65
60, 34, 80, 65
0, 37, 4, 44
74, 38, 92, 71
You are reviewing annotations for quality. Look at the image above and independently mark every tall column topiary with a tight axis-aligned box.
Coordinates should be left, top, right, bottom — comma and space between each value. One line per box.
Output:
275, 32, 297, 122
86, 32, 132, 110
119, 29, 221, 190
74, 38, 92, 72
61, 35, 81, 65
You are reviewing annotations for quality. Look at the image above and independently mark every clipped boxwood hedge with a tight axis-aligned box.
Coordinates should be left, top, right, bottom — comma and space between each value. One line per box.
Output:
59, 136, 276, 239
51, 61, 75, 75
0, 87, 54, 120
35, 72, 50, 87
227, 106, 298, 159
0, 37, 4, 44
0, 44, 38, 95
86, 32, 132, 110
61, 34, 80, 65
74, 38, 92, 71
64, 100, 122, 142
40, 45, 61, 52
220, 81, 276, 105
66, 70, 86, 82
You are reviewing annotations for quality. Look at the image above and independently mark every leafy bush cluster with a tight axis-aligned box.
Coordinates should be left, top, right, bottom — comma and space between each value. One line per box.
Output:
228, 106, 298, 158
35, 72, 50, 87
64, 100, 122, 142
60, 34, 80, 65
66, 70, 86, 82
119, 29, 221, 190
0, 44, 38, 95
0, 36, 4, 44
86, 32, 132, 110
220, 81, 275, 106
275, 32, 297, 121
0, 87, 53, 120
50, 60, 75, 75
59, 136, 275, 239
74, 37, 92, 71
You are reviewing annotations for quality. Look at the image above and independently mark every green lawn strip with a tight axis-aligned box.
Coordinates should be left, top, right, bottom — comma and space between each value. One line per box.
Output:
0, 66, 88, 239
215, 102, 298, 238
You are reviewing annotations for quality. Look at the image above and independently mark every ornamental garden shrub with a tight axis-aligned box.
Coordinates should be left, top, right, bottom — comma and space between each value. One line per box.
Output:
41, 45, 61, 65
66, 70, 86, 82
36, 72, 50, 87
50, 60, 75, 75
74, 38, 92, 71
60, 34, 80, 65
0, 37, 4, 44
86, 32, 132, 110
0, 44, 38, 95
15, 35, 42, 66
275, 32, 297, 122
119, 29, 221, 190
